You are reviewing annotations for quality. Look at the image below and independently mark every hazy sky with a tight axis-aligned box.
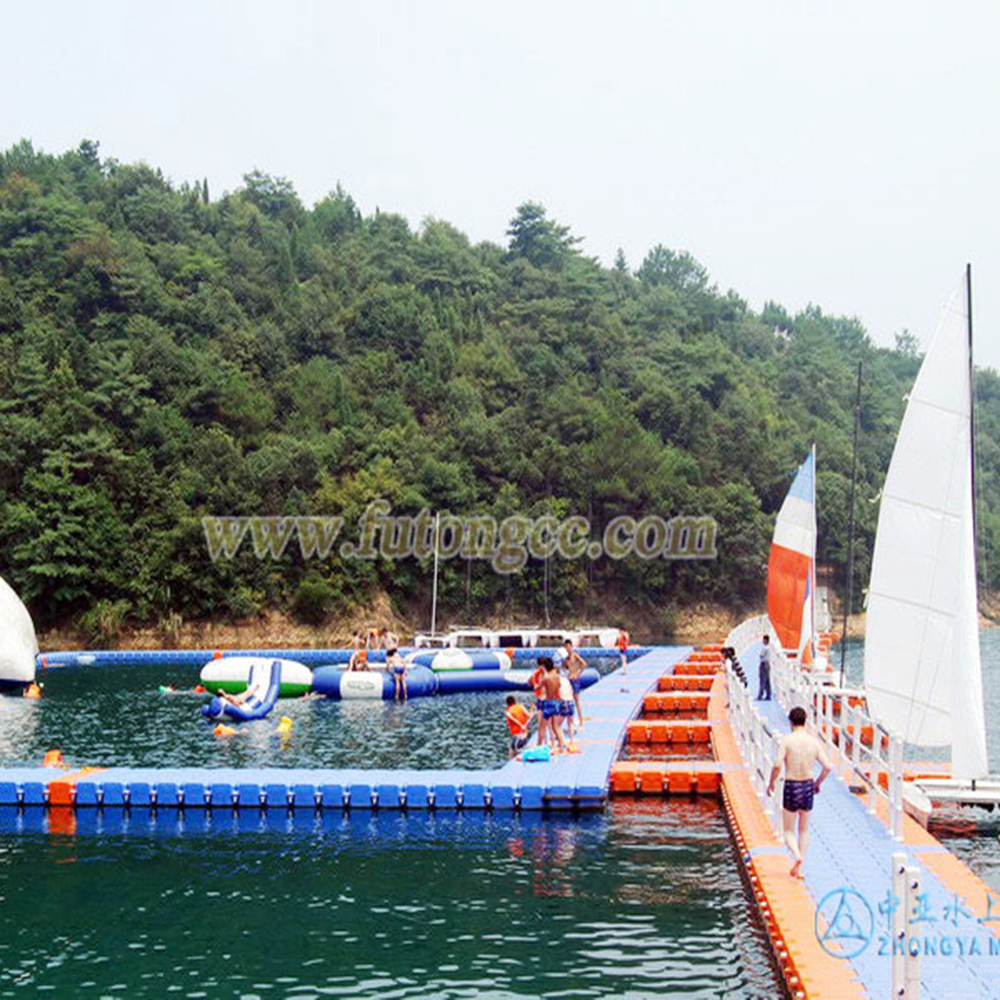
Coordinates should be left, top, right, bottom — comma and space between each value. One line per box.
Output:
4, 1, 999, 367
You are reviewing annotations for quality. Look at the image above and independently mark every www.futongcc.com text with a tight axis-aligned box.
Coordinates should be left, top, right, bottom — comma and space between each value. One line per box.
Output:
202, 501, 718, 574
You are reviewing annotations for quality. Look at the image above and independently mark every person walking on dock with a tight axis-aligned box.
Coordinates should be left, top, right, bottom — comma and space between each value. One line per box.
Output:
757, 635, 772, 701
767, 706, 831, 878
617, 628, 630, 674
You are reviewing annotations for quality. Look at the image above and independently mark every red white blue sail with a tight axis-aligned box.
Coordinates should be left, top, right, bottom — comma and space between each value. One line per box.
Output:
767, 449, 817, 658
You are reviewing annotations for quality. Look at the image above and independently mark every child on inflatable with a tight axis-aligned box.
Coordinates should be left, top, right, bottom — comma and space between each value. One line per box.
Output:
348, 632, 368, 671
217, 677, 264, 708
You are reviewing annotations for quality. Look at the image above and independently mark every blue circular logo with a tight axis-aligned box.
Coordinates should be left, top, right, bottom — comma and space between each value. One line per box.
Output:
815, 888, 874, 959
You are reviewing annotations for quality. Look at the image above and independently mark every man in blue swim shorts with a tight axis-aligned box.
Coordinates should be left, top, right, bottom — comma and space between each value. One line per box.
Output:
386, 647, 407, 701
541, 660, 567, 752
562, 640, 587, 729
767, 706, 831, 878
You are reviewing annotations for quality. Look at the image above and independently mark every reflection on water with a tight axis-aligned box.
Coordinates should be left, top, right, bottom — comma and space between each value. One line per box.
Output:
0, 799, 785, 998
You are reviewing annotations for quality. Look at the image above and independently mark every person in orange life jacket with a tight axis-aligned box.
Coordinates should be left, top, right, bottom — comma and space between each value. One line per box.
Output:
348, 632, 368, 671
505, 696, 535, 757
617, 627, 630, 673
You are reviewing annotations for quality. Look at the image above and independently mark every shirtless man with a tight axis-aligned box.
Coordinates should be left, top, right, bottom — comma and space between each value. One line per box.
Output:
386, 647, 407, 701
540, 659, 567, 752
563, 640, 587, 730
529, 660, 548, 746
767, 706, 832, 878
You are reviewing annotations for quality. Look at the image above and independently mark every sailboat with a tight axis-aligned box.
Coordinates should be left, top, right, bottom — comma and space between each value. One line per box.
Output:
0, 573, 37, 690
864, 266, 989, 789
767, 447, 819, 666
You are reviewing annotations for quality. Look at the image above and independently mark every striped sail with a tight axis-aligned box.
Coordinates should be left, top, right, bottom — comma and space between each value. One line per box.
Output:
864, 278, 988, 780
767, 450, 817, 657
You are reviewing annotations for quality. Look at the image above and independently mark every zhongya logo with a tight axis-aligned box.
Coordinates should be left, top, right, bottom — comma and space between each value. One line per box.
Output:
815, 888, 875, 959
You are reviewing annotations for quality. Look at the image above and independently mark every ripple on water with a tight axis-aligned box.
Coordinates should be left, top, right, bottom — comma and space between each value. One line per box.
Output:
0, 802, 784, 998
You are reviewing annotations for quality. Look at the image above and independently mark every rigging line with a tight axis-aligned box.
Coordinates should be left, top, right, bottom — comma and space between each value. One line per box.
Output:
841, 361, 862, 687
968, 264, 988, 605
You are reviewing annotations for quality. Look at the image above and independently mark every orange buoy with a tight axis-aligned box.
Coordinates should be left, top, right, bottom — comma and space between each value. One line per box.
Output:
42, 749, 64, 768
24, 683, 42, 700
212, 650, 223, 659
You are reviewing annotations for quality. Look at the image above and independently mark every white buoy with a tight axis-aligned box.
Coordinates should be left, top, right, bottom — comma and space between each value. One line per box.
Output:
0, 575, 38, 687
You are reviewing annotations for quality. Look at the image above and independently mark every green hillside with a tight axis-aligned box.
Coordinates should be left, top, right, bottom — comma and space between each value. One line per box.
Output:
2, 139, 997, 638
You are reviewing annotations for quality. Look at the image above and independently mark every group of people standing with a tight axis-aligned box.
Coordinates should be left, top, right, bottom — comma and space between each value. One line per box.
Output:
347, 627, 407, 700
504, 639, 591, 757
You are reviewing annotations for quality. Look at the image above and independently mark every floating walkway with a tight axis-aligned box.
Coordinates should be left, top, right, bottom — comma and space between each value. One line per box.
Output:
608, 639, 1000, 997
714, 640, 1000, 999
0, 647, 686, 814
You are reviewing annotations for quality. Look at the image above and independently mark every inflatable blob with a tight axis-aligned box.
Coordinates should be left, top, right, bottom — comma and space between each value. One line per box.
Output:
405, 649, 512, 671
200, 656, 311, 697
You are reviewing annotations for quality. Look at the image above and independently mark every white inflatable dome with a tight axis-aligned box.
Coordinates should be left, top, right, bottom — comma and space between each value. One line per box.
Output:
0, 575, 37, 686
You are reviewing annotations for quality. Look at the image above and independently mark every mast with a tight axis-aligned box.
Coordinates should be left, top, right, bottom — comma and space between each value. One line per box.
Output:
967, 263, 980, 601
430, 512, 440, 635
810, 442, 817, 658
840, 361, 862, 687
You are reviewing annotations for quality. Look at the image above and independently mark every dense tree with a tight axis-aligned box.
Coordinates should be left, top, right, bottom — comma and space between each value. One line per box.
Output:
1, 139, 998, 632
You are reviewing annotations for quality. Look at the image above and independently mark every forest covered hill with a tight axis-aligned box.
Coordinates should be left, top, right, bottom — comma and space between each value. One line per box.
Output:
2, 139, 998, 643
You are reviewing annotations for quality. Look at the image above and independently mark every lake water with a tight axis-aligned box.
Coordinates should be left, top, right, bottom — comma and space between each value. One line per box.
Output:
0, 658, 621, 772
3, 634, 999, 997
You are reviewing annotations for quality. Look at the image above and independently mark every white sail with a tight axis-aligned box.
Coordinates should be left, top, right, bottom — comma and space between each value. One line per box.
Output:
0, 574, 38, 685
864, 279, 988, 780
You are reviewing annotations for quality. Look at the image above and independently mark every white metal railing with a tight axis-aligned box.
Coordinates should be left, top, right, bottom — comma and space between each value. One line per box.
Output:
724, 649, 783, 835
723, 615, 905, 841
